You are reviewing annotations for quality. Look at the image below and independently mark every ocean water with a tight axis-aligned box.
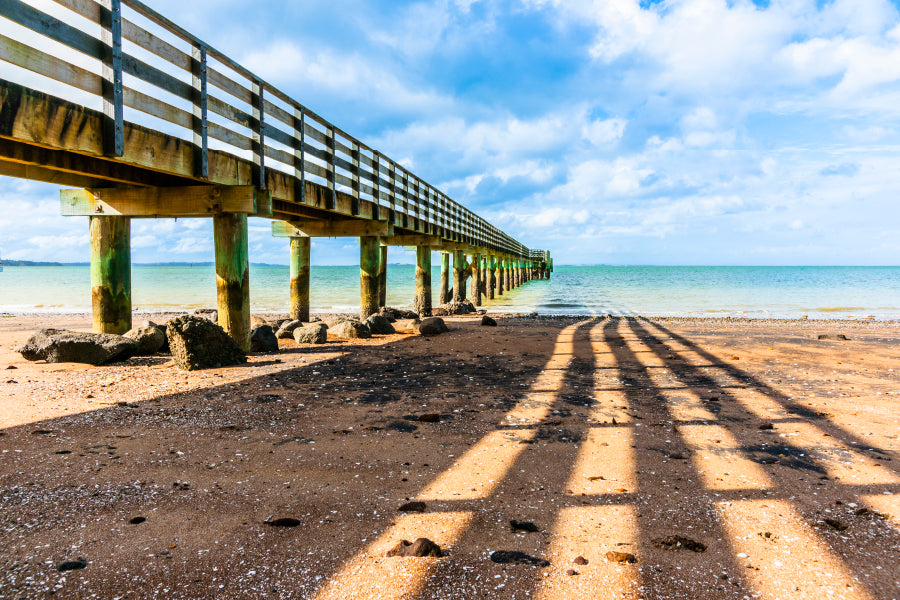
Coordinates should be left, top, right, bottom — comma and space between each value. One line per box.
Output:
0, 265, 898, 320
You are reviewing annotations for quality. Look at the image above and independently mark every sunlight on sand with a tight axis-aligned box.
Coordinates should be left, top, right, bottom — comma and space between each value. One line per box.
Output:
678, 423, 774, 491
417, 429, 537, 501
861, 494, 900, 533
536, 505, 640, 600
312, 321, 593, 598
312, 511, 474, 600
588, 322, 632, 423
716, 499, 875, 600
500, 321, 586, 427
566, 426, 636, 496
767, 422, 900, 486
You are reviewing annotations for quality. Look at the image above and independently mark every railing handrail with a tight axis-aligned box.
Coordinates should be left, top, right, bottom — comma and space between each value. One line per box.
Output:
0, 0, 548, 258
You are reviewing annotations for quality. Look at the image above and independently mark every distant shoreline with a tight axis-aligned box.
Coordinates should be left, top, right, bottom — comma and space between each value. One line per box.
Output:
0, 310, 896, 325
2, 262, 898, 268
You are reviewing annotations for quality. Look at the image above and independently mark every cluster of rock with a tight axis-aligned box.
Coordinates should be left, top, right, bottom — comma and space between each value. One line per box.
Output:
431, 300, 477, 316
14, 305, 462, 369
14, 315, 249, 371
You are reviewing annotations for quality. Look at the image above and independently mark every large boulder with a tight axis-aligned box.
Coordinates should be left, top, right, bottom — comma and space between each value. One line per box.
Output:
275, 319, 303, 339
124, 325, 167, 355
330, 320, 372, 339
293, 323, 327, 344
480, 316, 498, 327
443, 301, 476, 315
250, 325, 279, 353
365, 314, 396, 335
418, 317, 449, 336
16, 329, 139, 365
166, 315, 246, 371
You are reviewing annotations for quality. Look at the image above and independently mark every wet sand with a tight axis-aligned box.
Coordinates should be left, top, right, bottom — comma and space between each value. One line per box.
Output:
1, 313, 898, 599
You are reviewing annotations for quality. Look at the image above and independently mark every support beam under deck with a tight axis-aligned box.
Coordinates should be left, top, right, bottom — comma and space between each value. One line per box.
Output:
90, 215, 131, 334
214, 213, 251, 351
415, 246, 432, 317
290, 237, 311, 322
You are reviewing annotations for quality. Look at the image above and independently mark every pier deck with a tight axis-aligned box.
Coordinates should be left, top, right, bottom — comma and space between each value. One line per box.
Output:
0, 0, 551, 346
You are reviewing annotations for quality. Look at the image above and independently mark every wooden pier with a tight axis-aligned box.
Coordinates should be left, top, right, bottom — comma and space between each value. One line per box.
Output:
0, 0, 551, 348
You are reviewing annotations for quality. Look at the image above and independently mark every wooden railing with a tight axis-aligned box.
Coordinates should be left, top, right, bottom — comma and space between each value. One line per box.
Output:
0, 0, 543, 258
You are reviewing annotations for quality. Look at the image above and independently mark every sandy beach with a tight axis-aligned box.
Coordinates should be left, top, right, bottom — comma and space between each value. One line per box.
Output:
1, 313, 898, 599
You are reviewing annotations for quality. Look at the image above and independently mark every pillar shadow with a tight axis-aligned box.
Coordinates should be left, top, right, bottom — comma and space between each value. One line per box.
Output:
628, 317, 900, 599
0, 319, 571, 598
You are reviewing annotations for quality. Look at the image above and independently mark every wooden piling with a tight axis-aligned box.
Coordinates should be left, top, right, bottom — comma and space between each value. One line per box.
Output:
213, 213, 250, 351
378, 244, 388, 308
440, 252, 451, 304
415, 245, 432, 317
289, 236, 311, 322
505, 258, 513, 291
360, 236, 380, 320
471, 253, 482, 306
486, 256, 496, 300
480, 256, 488, 300
497, 258, 505, 296
452, 250, 467, 303
90, 215, 132, 334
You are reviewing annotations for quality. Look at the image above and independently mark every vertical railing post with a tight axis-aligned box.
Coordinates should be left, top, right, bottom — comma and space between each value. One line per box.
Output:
251, 80, 266, 190
100, 0, 124, 157
372, 152, 381, 210
400, 169, 409, 229
388, 161, 397, 226
293, 107, 306, 204
191, 44, 208, 178
351, 139, 360, 216
326, 126, 336, 210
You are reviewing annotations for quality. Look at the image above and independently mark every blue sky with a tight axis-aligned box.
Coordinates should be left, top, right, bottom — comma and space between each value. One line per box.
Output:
2, 0, 899, 265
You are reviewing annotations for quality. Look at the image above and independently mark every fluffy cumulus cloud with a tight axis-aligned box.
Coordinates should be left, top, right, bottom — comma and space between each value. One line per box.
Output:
1, 0, 899, 265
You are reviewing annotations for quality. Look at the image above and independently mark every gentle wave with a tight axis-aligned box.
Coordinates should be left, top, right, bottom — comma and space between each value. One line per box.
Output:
2, 265, 899, 320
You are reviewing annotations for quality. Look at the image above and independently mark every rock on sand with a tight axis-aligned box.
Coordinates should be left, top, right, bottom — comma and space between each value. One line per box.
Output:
166, 315, 246, 371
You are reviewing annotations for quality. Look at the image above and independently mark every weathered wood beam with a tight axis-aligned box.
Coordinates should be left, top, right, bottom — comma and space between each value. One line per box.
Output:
290, 237, 311, 322
415, 246, 432, 317
439, 252, 451, 305
497, 259, 505, 296
90, 215, 131, 334
214, 213, 251, 351
486, 256, 496, 300
61, 185, 269, 217
470, 252, 482, 306
0, 137, 191, 188
438, 242, 470, 252
273, 219, 392, 238
360, 236, 380, 320
378, 244, 388, 308
452, 250, 469, 303
0, 160, 107, 188
380, 235, 441, 247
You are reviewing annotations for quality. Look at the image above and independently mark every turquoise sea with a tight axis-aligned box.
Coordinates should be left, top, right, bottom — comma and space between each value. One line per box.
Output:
0, 265, 898, 320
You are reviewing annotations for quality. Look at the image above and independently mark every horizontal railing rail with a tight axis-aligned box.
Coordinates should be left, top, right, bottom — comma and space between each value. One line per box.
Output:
0, 0, 546, 258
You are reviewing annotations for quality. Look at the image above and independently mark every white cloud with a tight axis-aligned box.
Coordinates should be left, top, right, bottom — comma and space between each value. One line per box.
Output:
582, 118, 627, 147
241, 42, 452, 115
526, 0, 900, 113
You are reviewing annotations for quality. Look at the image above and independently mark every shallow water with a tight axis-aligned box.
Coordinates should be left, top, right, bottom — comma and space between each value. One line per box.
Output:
0, 265, 897, 319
